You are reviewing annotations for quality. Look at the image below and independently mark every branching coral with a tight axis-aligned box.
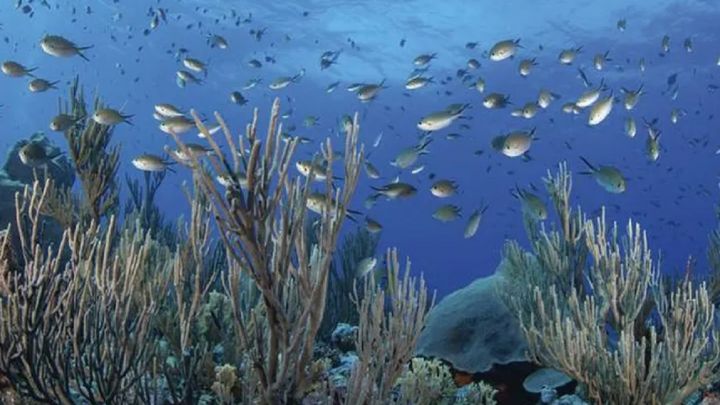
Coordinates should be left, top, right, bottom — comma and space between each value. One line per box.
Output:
345, 248, 434, 404
0, 179, 169, 404
503, 162, 720, 404
168, 98, 363, 403
58, 77, 120, 225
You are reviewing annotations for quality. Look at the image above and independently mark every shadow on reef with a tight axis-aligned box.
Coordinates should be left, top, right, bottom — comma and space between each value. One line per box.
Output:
1, 79, 720, 405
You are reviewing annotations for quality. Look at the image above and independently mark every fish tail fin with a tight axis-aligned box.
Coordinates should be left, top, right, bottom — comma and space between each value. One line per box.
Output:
579, 156, 595, 171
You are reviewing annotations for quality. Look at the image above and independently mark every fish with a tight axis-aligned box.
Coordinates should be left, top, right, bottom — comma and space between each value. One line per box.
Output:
646, 131, 661, 161
430, 179, 458, 198
537, 89, 561, 109
588, 94, 614, 126
365, 217, 383, 233
49, 114, 84, 131
356, 257, 378, 278
518, 58, 537, 77
625, 116, 637, 138
154, 103, 185, 118
243, 78, 262, 90
483, 93, 511, 109
176, 70, 203, 85
182, 57, 207, 74
92, 108, 133, 125
269, 69, 305, 90
132, 153, 174, 172
40, 35, 92, 61
325, 81, 340, 93
577, 68, 592, 87
558, 47, 582, 65
371, 182, 417, 199
474, 78, 486, 93
357, 80, 386, 102
296, 159, 331, 181
512, 186, 548, 220
405, 76, 433, 90
160, 116, 196, 134
463, 204, 489, 238
501, 129, 536, 158
391, 138, 432, 169
417, 105, 467, 131
432, 204, 462, 222
579, 156, 626, 193
18, 141, 63, 167
593, 51, 611, 70
576, 80, 606, 108
413, 53, 437, 66
467, 58, 481, 69
489, 39, 521, 61
660, 35, 670, 55
230, 91, 247, 105
207, 34, 228, 49
621, 85, 644, 110
1, 61, 36, 77
28, 78, 59, 92
617, 19, 626, 31
364, 160, 380, 179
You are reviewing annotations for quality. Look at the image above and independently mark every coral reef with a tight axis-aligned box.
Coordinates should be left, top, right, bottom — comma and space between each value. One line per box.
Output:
416, 273, 527, 373
501, 162, 720, 404
0, 85, 451, 404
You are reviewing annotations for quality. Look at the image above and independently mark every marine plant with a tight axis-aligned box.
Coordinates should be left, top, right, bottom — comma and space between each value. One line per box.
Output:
501, 162, 720, 404
0, 78, 440, 404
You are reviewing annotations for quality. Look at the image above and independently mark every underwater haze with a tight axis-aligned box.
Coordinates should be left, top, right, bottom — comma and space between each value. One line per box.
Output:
4, 0, 720, 404
2, 2, 720, 302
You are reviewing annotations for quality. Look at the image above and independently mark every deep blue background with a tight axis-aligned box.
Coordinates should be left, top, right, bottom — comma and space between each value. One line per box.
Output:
1, 0, 719, 297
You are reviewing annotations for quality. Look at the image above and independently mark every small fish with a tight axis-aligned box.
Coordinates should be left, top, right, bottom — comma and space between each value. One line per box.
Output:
417, 105, 468, 131
1, 61, 36, 77
537, 89, 561, 109
432, 204, 461, 222
579, 156, 626, 193
373, 131, 383, 148
646, 131, 661, 161
154, 103, 185, 118
660, 35, 670, 55
683, 37, 693, 53
269, 69, 305, 90
325, 81, 340, 93
621, 85, 644, 110
518, 58, 537, 77
463, 204, 489, 238
467, 58, 481, 69
411, 165, 425, 175
93, 108, 133, 125
357, 80, 386, 102
364, 160, 381, 179
132, 153, 174, 172
49, 113, 84, 131
512, 186, 547, 220
18, 141, 63, 167
489, 39, 521, 61
40, 35, 92, 61
356, 257, 377, 278
501, 129, 536, 157
243, 78, 262, 90
371, 182, 417, 199
365, 217, 383, 233
624, 116, 637, 138
182, 57, 207, 74
208, 34, 229, 49
617, 19, 626, 31
176, 70, 202, 85
391, 138, 432, 169
430, 179, 458, 198
160, 116, 196, 134
576, 68, 592, 88
28, 78, 59, 92
230, 91, 247, 105
474, 78, 485, 93
588, 94, 614, 126
483, 93, 511, 109
593, 51, 611, 70
405, 76, 433, 90
413, 53, 437, 66
558, 46, 582, 65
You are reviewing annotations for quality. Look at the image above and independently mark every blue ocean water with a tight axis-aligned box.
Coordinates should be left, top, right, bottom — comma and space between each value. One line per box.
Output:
0, 0, 719, 299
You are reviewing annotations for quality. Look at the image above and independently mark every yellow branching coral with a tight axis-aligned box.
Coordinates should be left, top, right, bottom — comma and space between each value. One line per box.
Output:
396, 358, 457, 405
168, 98, 363, 403
503, 162, 720, 405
